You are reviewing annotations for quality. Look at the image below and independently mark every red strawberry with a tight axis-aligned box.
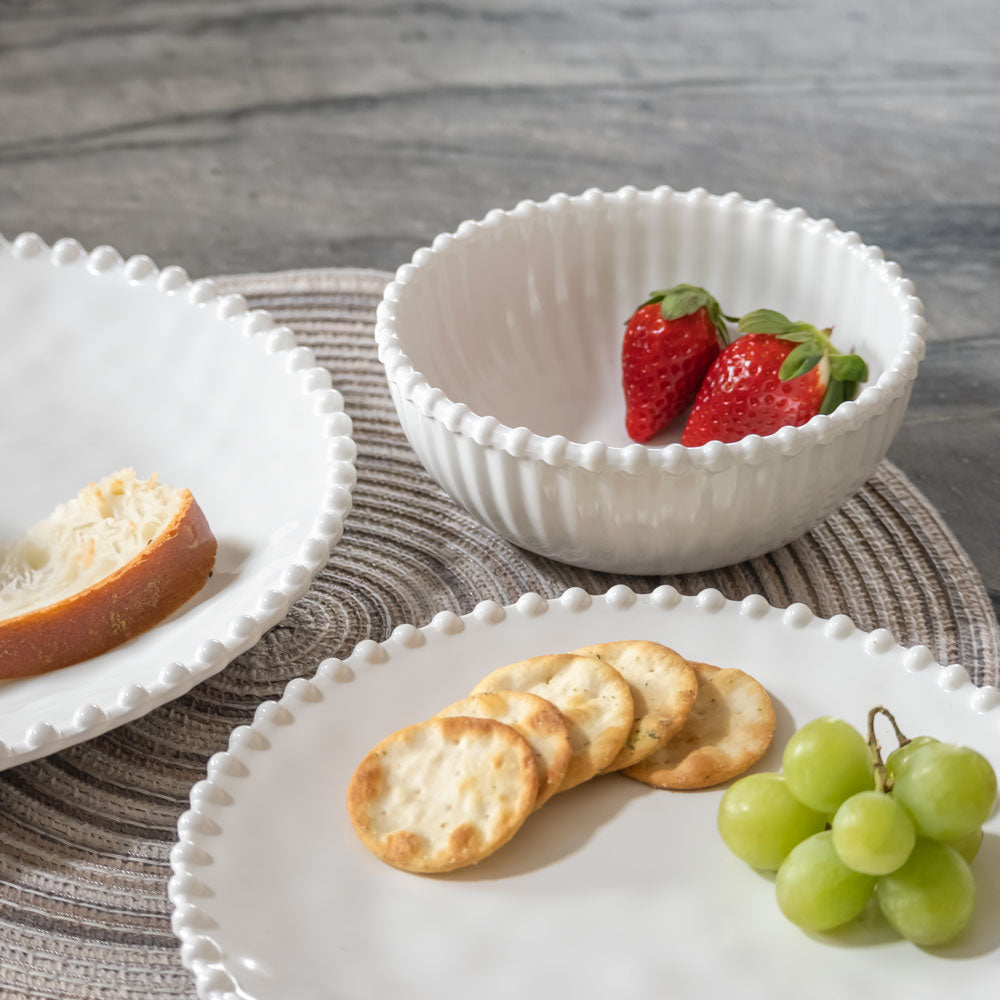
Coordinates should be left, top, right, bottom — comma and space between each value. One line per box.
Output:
622, 284, 731, 443
680, 309, 869, 447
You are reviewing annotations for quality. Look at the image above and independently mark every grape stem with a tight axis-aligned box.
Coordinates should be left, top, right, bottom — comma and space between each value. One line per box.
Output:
866, 706, 909, 793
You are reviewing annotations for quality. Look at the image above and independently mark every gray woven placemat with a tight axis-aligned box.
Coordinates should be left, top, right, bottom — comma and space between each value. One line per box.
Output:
0, 268, 996, 1000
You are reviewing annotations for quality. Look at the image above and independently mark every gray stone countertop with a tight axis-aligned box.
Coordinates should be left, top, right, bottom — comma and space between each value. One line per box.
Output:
1, 0, 997, 621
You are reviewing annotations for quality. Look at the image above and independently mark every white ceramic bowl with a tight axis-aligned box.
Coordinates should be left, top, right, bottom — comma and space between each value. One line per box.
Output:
375, 186, 925, 574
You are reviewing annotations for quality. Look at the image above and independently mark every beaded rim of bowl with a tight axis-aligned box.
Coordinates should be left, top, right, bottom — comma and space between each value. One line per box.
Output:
374, 185, 926, 475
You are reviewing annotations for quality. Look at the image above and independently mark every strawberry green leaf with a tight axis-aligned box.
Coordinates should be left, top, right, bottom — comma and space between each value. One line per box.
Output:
658, 284, 716, 320
841, 379, 859, 401
829, 354, 869, 382
819, 378, 846, 415
779, 344, 823, 381
740, 310, 829, 347
776, 323, 825, 345
655, 284, 730, 344
703, 299, 731, 345
737, 309, 796, 335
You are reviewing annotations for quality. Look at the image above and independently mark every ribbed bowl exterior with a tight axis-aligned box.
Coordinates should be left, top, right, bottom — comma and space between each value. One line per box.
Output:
377, 187, 925, 574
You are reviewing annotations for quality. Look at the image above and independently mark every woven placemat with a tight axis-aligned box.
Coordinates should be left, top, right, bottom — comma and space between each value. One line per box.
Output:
1, 268, 996, 1000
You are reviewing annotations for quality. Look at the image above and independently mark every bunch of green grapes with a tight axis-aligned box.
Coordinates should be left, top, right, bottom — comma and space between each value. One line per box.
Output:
717, 708, 996, 946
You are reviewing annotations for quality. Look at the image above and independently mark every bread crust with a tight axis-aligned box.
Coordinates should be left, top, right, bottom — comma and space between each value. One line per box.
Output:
0, 490, 217, 678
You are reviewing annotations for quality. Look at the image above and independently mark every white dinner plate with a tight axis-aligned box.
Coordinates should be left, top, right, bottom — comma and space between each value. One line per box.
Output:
170, 586, 1000, 1000
0, 234, 355, 768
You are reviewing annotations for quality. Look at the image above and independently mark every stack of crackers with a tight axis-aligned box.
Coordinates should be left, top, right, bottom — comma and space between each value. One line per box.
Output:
347, 639, 775, 874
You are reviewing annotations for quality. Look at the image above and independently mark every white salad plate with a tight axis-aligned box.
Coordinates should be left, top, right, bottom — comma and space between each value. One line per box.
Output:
0, 234, 355, 769
170, 586, 1000, 1000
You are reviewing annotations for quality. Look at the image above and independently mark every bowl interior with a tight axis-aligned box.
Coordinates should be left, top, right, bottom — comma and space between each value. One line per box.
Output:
393, 194, 911, 447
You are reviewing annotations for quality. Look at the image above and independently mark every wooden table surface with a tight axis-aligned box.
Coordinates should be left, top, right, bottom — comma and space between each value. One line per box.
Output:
2, 0, 997, 621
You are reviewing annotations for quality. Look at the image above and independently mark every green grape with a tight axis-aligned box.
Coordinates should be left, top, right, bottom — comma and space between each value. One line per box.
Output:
947, 828, 984, 864
831, 790, 916, 875
890, 741, 997, 840
885, 735, 938, 779
782, 717, 875, 813
877, 838, 975, 946
718, 773, 828, 871
775, 831, 875, 932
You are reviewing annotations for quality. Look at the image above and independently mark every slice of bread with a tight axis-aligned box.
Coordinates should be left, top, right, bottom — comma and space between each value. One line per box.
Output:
0, 468, 217, 678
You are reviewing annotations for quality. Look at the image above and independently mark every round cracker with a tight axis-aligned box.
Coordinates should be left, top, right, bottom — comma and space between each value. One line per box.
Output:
346, 715, 538, 873
623, 662, 775, 789
471, 653, 633, 793
437, 691, 572, 808
574, 640, 699, 772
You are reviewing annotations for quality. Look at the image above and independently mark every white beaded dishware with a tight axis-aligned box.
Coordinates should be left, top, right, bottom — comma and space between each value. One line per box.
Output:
375, 186, 925, 573
170, 586, 1000, 1000
0, 233, 356, 768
